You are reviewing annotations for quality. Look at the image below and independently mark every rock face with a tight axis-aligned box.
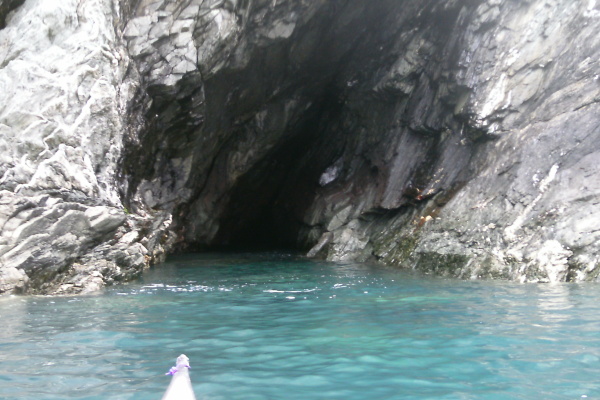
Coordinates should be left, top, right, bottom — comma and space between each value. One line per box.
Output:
0, 0, 599, 294
0, 0, 172, 294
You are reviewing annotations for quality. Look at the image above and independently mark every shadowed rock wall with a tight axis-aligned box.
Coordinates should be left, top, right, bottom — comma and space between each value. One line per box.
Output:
1, 0, 599, 294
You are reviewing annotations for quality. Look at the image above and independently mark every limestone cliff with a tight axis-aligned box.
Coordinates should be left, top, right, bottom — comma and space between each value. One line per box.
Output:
1, 0, 599, 294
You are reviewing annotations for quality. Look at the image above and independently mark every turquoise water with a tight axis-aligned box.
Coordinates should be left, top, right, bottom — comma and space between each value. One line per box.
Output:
1, 253, 599, 400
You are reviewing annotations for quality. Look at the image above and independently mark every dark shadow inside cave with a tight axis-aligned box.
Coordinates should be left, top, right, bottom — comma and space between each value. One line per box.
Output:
210, 90, 346, 251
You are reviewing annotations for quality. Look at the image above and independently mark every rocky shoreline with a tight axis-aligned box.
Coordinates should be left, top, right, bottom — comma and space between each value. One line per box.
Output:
1, 0, 599, 294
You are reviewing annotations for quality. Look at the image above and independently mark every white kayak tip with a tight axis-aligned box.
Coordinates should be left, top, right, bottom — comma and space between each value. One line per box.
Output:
162, 354, 196, 400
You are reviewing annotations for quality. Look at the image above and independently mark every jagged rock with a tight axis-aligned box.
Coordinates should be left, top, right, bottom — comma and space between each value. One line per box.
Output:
0, 0, 158, 294
1, 0, 600, 294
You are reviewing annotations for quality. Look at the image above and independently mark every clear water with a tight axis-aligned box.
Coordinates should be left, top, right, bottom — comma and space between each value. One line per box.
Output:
1, 253, 599, 400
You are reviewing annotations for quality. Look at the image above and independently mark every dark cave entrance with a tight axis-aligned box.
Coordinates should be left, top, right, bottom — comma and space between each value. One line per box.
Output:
125, 0, 471, 254
209, 93, 345, 252
183, 1, 417, 253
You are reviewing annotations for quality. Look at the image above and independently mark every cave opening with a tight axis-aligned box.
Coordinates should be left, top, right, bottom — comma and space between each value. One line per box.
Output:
124, 0, 473, 256
155, 1, 404, 254
208, 89, 346, 252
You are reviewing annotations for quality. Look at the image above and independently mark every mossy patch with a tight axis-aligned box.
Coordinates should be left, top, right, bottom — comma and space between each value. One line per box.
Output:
372, 232, 420, 265
412, 252, 470, 277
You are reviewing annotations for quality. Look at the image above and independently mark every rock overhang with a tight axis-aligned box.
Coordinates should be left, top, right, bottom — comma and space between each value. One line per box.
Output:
121, 0, 480, 250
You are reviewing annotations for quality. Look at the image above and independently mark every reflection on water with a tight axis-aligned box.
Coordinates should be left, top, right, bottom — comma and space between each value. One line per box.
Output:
1, 252, 600, 399
537, 283, 575, 324
0, 296, 26, 341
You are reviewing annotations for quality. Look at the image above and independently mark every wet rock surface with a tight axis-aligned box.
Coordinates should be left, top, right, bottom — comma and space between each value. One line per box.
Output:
1, 0, 599, 293
0, 0, 170, 294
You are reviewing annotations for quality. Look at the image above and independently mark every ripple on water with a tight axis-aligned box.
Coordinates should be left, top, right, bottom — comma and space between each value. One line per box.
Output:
1, 254, 600, 399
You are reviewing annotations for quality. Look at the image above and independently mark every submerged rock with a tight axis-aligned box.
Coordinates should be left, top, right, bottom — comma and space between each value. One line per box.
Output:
1, 0, 599, 293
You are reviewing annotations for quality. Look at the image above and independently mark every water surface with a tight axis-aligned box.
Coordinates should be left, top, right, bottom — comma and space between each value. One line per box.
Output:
1, 252, 599, 399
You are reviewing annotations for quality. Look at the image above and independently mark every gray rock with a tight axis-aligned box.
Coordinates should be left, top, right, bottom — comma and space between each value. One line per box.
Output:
1, 0, 600, 294
0, 0, 159, 294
